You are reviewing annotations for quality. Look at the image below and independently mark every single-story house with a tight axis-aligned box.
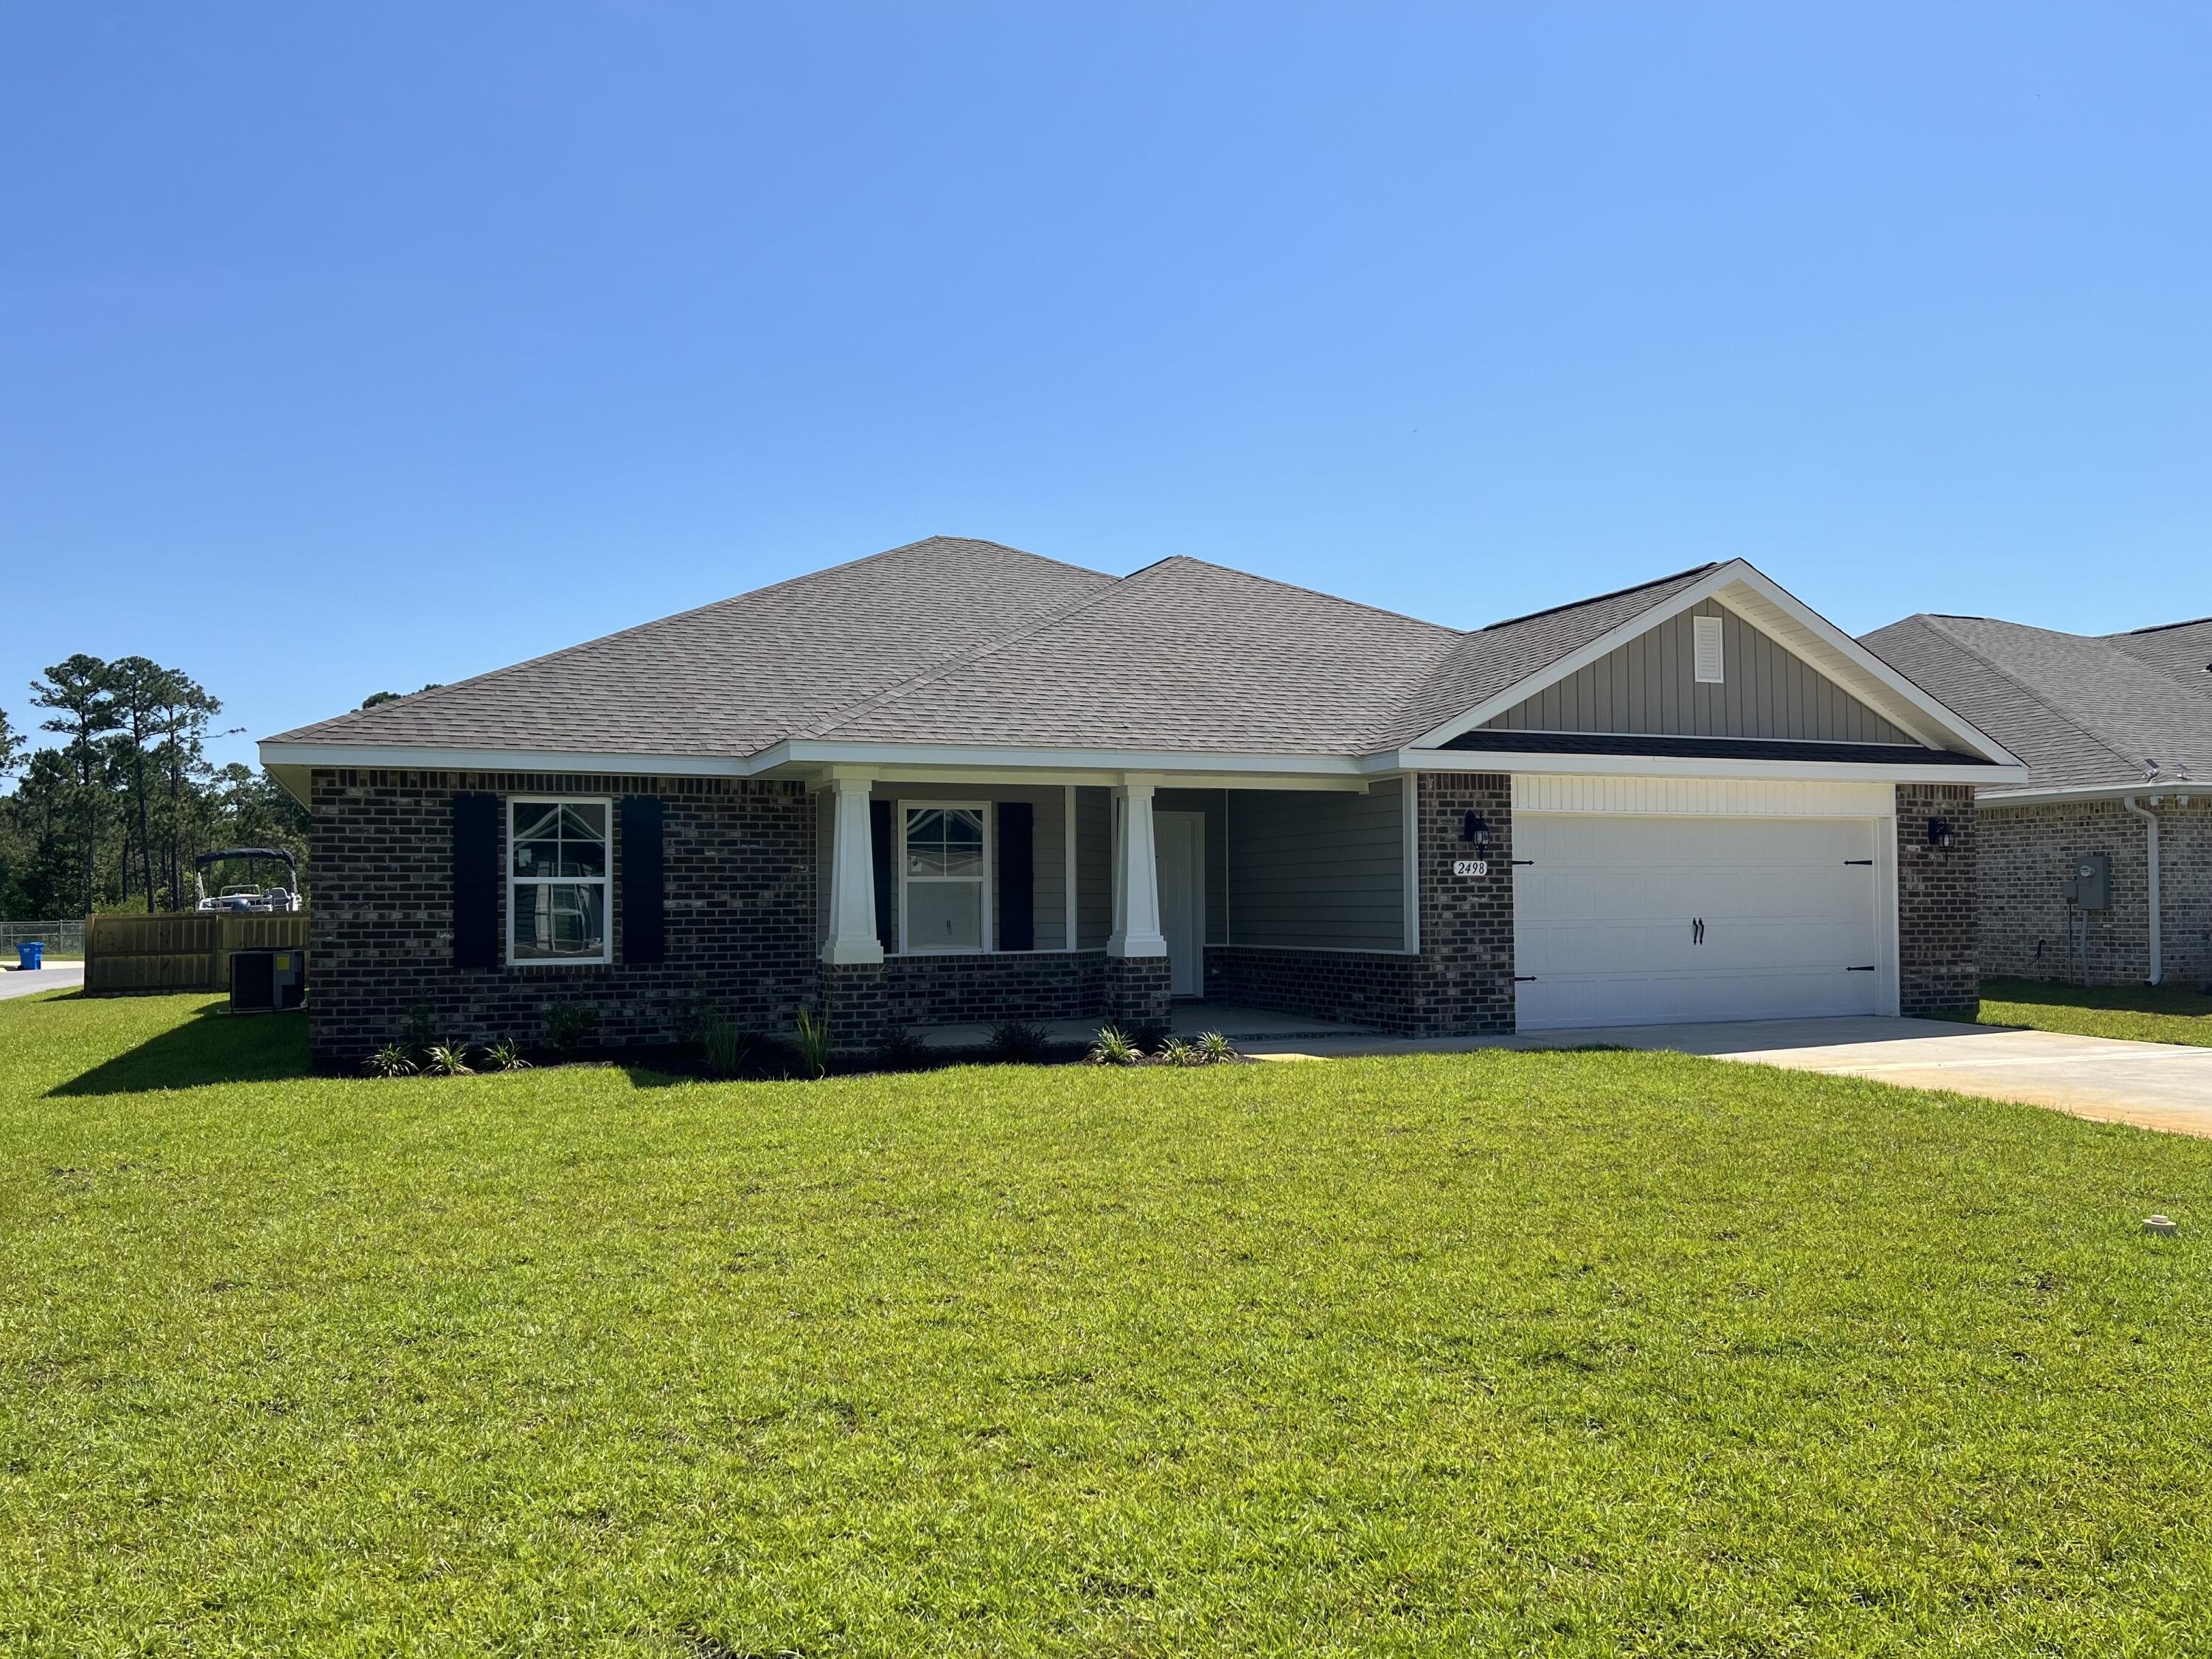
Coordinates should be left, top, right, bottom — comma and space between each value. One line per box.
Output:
1863, 611, 2212, 990
261, 538, 2023, 1070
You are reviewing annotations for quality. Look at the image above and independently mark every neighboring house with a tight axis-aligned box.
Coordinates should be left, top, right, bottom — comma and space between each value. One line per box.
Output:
260, 538, 2021, 1070
1863, 612, 2212, 990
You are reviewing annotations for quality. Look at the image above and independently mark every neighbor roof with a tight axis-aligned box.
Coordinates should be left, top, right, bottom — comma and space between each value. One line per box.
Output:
269, 536, 1983, 766
1861, 611, 2212, 794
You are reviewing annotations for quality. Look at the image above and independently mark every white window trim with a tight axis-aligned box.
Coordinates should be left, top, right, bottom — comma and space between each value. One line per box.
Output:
507, 796, 613, 967
895, 799, 993, 956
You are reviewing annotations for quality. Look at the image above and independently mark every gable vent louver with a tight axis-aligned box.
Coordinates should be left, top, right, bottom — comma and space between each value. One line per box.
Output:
1693, 615, 1725, 684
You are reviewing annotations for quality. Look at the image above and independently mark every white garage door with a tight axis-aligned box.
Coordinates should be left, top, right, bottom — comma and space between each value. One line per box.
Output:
1514, 813, 1886, 1031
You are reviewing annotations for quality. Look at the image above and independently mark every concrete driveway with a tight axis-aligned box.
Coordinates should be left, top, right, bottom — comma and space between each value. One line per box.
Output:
1244, 1015, 2212, 1139
0, 962, 83, 1001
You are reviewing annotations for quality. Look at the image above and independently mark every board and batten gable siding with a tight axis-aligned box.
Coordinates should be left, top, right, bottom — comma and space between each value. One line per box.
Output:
1482, 599, 1913, 744
1225, 778, 1407, 952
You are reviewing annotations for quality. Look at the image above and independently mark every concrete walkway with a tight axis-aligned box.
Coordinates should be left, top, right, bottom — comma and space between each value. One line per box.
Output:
0, 962, 83, 1001
1239, 1015, 2212, 1138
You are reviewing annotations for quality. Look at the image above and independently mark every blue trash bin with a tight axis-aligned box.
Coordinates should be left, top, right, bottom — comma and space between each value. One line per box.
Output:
16, 942, 42, 971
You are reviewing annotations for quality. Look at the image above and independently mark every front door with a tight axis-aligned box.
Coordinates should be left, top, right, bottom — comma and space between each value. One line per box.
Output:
1153, 811, 1205, 997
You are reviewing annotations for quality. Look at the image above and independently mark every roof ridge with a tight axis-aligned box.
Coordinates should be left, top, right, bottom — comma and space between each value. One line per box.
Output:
1480, 563, 1719, 631
2120, 615, 2212, 636
1909, 615, 2146, 779
789, 558, 1163, 742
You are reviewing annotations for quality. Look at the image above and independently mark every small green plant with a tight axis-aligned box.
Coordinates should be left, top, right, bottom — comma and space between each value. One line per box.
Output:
363, 1043, 417, 1078
793, 1008, 832, 1079
1086, 1024, 1144, 1066
545, 1002, 598, 1055
483, 1038, 532, 1072
1157, 1036, 1204, 1067
424, 1040, 475, 1077
986, 1019, 1051, 1062
874, 1026, 931, 1071
1194, 1030, 1239, 1065
693, 1007, 752, 1077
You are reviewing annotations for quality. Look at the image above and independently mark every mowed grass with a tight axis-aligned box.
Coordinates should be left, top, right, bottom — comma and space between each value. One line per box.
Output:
1982, 975, 2212, 1049
4, 997, 2212, 1656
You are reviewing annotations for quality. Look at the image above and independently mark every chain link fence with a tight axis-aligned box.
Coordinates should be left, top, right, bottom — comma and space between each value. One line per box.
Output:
1, 920, 86, 957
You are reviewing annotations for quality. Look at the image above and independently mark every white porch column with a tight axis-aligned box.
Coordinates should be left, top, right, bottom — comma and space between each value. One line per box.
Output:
1105, 779, 1167, 957
822, 769, 884, 964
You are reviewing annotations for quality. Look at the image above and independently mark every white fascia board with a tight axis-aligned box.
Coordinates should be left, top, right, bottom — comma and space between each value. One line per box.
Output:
1375, 747, 2029, 785
759, 740, 1367, 780
1406, 559, 2024, 768
1708, 565, 2022, 764
256, 740, 744, 777
1978, 781, 2191, 807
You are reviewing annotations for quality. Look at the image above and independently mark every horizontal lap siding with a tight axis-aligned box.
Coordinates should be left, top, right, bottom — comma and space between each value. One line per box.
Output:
1154, 787, 1229, 944
1227, 779, 1405, 951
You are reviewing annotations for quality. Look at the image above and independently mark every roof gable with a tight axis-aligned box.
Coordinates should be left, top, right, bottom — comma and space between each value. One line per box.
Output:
1397, 561, 2010, 761
1481, 597, 1914, 745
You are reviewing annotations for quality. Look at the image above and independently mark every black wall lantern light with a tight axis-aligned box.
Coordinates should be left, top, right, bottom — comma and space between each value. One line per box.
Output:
1927, 816, 1957, 849
1461, 812, 1491, 846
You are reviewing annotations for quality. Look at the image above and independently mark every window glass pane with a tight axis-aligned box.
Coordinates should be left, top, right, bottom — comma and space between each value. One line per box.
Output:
906, 844, 947, 877
906, 880, 981, 950
513, 801, 607, 877
513, 881, 606, 960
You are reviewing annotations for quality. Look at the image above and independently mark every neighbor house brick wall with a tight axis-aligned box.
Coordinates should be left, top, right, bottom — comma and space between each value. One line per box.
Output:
1980, 797, 2212, 990
307, 768, 816, 1070
1198, 773, 1514, 1038
1895, 782, 1978, 1020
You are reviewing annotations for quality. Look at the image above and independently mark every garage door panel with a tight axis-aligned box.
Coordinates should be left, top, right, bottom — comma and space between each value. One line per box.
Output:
1514, 812, 1887, 1031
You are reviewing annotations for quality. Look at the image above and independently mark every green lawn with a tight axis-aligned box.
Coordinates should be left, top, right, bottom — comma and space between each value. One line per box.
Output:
1982, 976, 2212, 1048
4, 995, 2211, 1655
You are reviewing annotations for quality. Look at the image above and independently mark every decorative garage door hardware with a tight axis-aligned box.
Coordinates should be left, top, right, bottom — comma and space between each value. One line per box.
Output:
1691, 917, 1706, 945
1848, 964, 1877, 972
1844, 858, 1874, 866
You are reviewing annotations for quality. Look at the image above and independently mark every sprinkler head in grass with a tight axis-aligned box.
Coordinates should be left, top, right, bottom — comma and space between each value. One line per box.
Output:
2143, 1215, 2180, 1237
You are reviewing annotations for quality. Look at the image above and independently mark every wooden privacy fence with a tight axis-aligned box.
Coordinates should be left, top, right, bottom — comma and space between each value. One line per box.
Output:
84, 913, 310, 994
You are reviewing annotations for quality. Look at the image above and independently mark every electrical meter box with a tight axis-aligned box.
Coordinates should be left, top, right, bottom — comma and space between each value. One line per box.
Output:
2064, 851, 2112, 911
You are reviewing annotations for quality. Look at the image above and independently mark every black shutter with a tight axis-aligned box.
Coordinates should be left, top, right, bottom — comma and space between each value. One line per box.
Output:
869, 799, 895, 950
620, 795, 665, 964
452, 793, 500, 969
998, 801, 1034, 951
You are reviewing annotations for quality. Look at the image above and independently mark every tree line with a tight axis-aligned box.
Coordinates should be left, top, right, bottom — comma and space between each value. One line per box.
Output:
0, 655, 309, 920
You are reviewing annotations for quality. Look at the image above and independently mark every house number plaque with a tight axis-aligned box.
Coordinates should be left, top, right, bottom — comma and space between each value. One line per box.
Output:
1453, 858, 1487, 877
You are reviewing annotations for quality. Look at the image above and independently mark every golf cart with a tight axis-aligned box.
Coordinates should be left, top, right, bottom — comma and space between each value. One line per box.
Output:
192, 846, 303, 915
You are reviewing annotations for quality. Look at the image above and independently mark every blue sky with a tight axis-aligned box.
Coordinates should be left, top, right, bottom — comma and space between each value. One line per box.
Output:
4, 3, 2207, 773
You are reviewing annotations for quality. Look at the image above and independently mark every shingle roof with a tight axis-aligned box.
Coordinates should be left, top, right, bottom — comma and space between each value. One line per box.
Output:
271, 538, 1947, 765
268, 538, 1117, 754
1861, 612, 2212, 793
808, 557, 1461, 754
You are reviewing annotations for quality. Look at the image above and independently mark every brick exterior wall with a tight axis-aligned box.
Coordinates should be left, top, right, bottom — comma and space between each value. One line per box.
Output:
1895, 782, 1979, 1020
1104, 955, 1174, 1030
307, 768, 817, 1071
1980, 797, 2212, 990
883, 952, 1110, 1027
1198, 773, 1516, 1038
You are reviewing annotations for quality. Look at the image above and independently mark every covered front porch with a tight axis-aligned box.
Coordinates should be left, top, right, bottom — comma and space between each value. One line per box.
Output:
806, 763, 1440, 1046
